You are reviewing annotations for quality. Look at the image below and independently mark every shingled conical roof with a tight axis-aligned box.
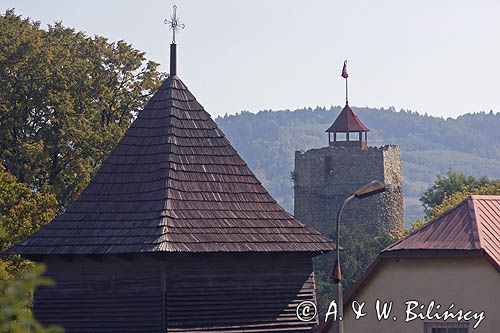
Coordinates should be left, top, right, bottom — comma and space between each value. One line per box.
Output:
11, 74, 334, 255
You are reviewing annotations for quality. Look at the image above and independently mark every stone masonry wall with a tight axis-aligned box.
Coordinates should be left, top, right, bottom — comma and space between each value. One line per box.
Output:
293, 145, 404, 238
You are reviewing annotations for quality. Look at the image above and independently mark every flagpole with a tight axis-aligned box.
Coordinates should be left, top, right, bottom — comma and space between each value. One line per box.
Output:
345, 77, 348, 105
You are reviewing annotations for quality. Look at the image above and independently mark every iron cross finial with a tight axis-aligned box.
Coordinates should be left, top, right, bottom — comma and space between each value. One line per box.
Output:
164, 5, 185, 44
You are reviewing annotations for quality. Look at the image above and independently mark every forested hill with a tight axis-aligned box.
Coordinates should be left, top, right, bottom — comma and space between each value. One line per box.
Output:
215, 107, 500, 223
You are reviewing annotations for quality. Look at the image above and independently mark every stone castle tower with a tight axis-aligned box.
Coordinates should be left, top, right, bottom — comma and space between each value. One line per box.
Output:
293, 103, 404, 237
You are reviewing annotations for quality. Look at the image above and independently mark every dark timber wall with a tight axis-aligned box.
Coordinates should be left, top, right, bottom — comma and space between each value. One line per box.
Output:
35, 253, 318, 333
35, 256, 163, 332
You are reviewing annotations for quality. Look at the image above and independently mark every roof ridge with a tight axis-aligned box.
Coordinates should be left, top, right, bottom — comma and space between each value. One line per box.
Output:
471, 195, 500, 199
467, 197, 482, 249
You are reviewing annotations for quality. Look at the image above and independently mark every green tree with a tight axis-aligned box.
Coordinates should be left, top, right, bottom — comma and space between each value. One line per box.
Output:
0, 162, 60, 332
0, 10, 164, 207
0, 250, 62, 333
0, 165, 57, 277
0, 166, 60, 331
420, 170, 494, 216
427, 180, 500, 220
411, 179, 500, 231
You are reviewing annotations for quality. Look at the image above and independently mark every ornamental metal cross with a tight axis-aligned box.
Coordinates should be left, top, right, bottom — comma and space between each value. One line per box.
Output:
164, 5, 185, 44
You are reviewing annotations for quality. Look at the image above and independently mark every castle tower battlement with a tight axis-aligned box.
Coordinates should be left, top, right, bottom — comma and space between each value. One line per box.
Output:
294, 144, 404, 236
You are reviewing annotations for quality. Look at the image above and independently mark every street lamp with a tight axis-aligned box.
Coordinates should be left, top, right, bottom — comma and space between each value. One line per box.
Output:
332, 180, 386, 333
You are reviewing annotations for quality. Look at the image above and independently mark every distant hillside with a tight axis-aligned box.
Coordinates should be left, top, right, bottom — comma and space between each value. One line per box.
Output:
215, 107, 500, 223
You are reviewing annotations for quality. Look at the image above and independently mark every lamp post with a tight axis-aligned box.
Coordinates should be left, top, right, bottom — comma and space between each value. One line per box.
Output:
332, 180, 386, 333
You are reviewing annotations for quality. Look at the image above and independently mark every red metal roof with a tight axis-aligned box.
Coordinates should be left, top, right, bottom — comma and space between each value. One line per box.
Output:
342, 195, 500, 310
473, 195, 500, 267
9, 75, 335, 255
384, 195, 500, 268
313, 197, 499, 333
325, 104, 370, 133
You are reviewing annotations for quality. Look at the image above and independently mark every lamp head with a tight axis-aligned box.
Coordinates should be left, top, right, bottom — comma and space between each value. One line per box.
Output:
353, 180, 386, 199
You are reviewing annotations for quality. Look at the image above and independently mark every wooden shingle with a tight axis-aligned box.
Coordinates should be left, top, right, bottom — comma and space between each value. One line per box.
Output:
11, 75, 334, 255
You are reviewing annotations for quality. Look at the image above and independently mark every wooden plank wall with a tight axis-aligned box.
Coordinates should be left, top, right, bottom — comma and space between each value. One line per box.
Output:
35, 253, 318, 332
165, 253, 318, 332
35, 256, 163, 333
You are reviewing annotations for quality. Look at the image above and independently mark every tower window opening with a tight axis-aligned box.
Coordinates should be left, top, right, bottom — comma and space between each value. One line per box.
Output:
349, 132, 359, 141
336, 133, 347, 141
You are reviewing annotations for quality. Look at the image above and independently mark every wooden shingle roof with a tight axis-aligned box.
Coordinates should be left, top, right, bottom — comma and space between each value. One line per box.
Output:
10, 75, 334, 255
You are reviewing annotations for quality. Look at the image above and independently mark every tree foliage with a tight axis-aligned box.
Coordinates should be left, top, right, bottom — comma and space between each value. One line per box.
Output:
0, 165, 57, 248
0, 165, 57, 277
0, 11, 164, 331
0, 166, 60, 331
411, 177, 500, 232
0, 254, 62, 333
427, 180, 500, 221
419, 169, 495, 216
0, 10, 164, 207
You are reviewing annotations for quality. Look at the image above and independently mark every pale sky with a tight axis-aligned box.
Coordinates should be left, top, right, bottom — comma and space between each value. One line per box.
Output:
2, 0, 500, 118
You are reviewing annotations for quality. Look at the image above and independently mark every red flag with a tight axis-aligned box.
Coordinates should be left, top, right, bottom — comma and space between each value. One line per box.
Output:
341, 60, 348, 78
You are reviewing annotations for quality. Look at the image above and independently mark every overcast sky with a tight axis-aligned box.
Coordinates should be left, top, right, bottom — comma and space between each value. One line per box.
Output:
2, 0, 500, 118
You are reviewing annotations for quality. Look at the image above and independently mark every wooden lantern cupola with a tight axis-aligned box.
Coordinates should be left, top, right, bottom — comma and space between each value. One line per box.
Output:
326, 103, 370, 149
